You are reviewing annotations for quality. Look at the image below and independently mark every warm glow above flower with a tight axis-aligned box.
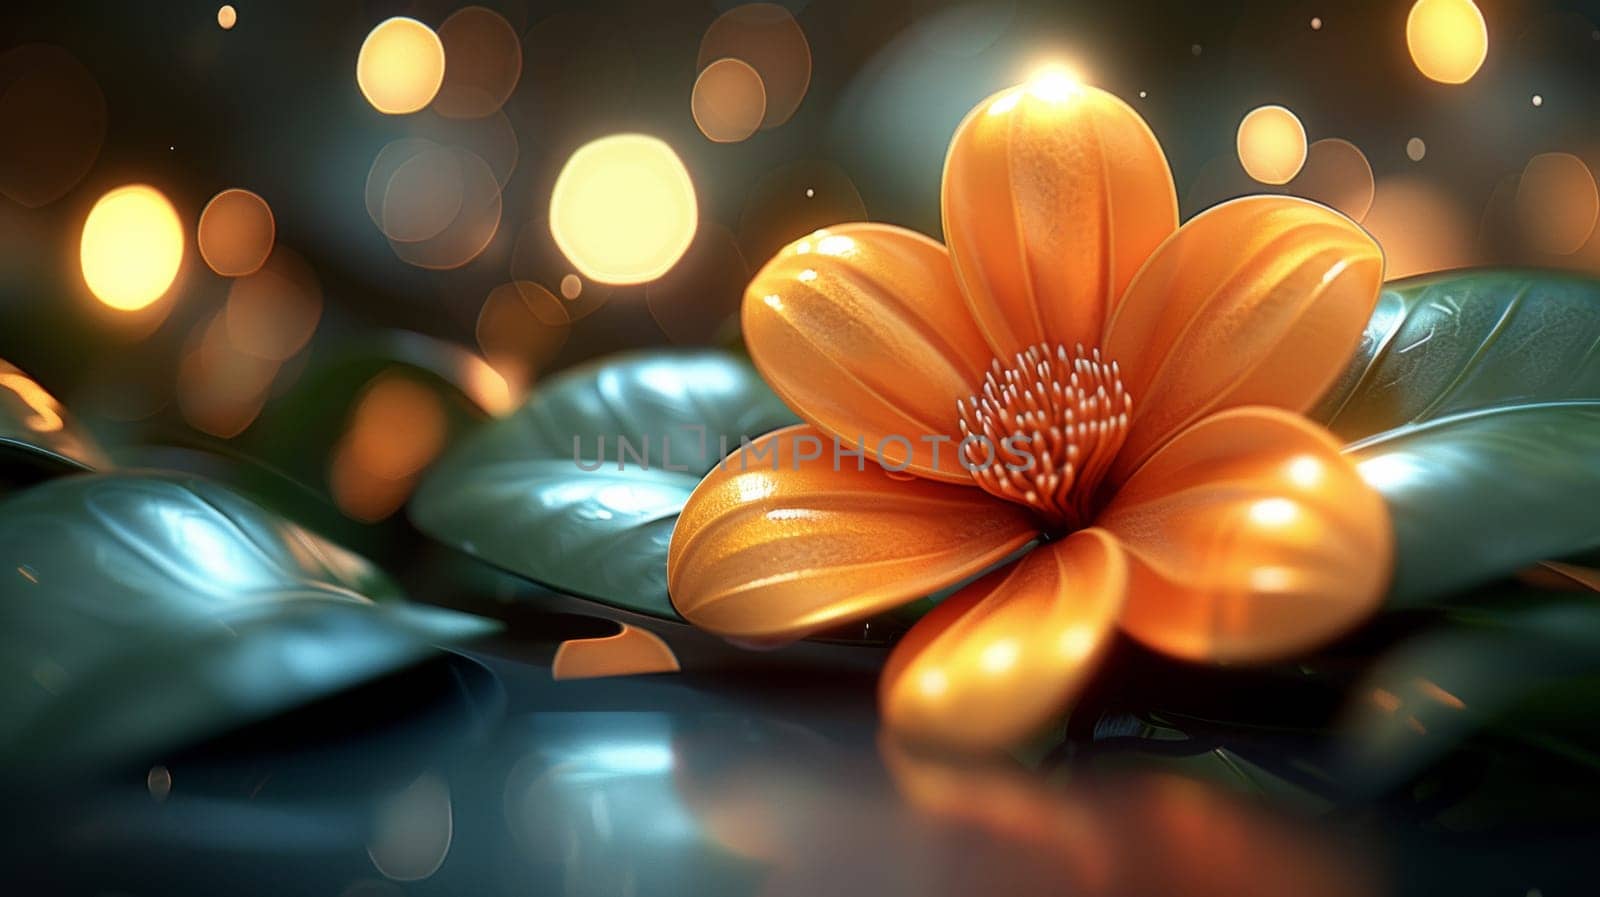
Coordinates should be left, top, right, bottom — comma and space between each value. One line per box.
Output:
1025, 63, 1083, 102
667, 79, 1392, 751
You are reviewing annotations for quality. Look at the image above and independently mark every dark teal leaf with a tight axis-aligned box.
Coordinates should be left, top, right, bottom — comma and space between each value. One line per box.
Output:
411, 350, 797, 619
0, 358, 109, 488
1313, 269, 1600, 442
0, 472, 494, 775
1340, 589, 1600, 797
1347, 401, 1600, 606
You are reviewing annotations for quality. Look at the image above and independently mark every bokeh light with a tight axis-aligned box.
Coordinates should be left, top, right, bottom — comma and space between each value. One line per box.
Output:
509, 220, 614, 322
1407, 137, 1427, 161
177, 312, 279, 438
224, 246, 323, 360
1237, 105, 1308, 185
476, 281, 571, 396
1516, 152, 1599, 255
356, 17, 446, 115
79, 184, 184, 312
0, 44, 106, 208
1406, 0, 1489, 85
217, 5, 236, 30
433, 6, 522, 120
1363, 176, 1475, 278
698, 3, 812, 129
549, 134, 698, 284
197, 188, 275, 277
365, 137, 436, 227
331, 373, 449, 521
388, 147, 502, 270
692, 57, 768, 143
366, 136, 503, 269
381, 146, 466, 243
406, 109, 519, 187
1289, 138, 1375, 222
346, 375, 449, 480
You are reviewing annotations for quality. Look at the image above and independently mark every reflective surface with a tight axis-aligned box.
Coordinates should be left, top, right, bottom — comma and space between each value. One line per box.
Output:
10, 628, 1598, 897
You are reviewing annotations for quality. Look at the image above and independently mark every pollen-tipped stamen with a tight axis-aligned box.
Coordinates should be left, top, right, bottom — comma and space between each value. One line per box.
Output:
956, 343, 1132, 532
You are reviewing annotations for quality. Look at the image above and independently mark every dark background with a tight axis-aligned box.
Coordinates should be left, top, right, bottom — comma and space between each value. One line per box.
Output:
2, 0, 1599, 519
5, 6, 1600, 894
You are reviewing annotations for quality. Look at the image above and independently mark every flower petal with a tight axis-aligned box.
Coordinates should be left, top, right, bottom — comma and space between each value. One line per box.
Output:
1097, 407, 1391, 663
1102, 196, 1384, 484
742, 223, 998, 483
878, 528, 1125, 750
943, 81, 1177, 360
668, 425, 1039, 643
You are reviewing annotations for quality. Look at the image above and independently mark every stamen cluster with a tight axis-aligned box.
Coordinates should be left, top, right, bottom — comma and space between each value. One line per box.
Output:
957, 343, 1132, 531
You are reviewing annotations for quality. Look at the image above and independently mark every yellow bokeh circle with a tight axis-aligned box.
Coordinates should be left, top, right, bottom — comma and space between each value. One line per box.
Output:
1237, 105, 1308, 186
1406, 0, 1488, 85
356, 17, 446, 115
549, 134, 698, 284
80, 184, 184, 311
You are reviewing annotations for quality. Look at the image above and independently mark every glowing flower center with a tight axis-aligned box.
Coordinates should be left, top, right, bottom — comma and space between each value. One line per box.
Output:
956, 343, 1132, 532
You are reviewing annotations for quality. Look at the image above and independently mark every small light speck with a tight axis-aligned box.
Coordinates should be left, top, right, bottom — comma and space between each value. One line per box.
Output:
1406, 137, 1426, 162
1311, 17, 1322, 30
168, 146, 174, 151
1138, 90, 1148, 98
1531, 94, 1543, 107
17, 565, 37, 583
805, 188, 815, 198
1190, 43, 1202, 56
147, 765, 173, 801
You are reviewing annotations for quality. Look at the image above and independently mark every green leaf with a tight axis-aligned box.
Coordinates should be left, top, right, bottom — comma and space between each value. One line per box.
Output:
1339, 589, 1600, 798
1313, 269, 1600, 442
0, 358, 109, 489
0, 472, 495, 775
411, 350, 797, 619
1347, 401, 1600, 606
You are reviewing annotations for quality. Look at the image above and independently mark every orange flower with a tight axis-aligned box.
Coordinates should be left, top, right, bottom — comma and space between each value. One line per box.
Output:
667, 77, 1393, 751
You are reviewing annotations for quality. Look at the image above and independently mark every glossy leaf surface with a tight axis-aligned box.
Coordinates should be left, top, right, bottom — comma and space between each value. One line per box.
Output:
412, 350, 797, 619
1314, 270, 1600, 442
0, 472, 493, 774
1348, 401, 1600, 606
